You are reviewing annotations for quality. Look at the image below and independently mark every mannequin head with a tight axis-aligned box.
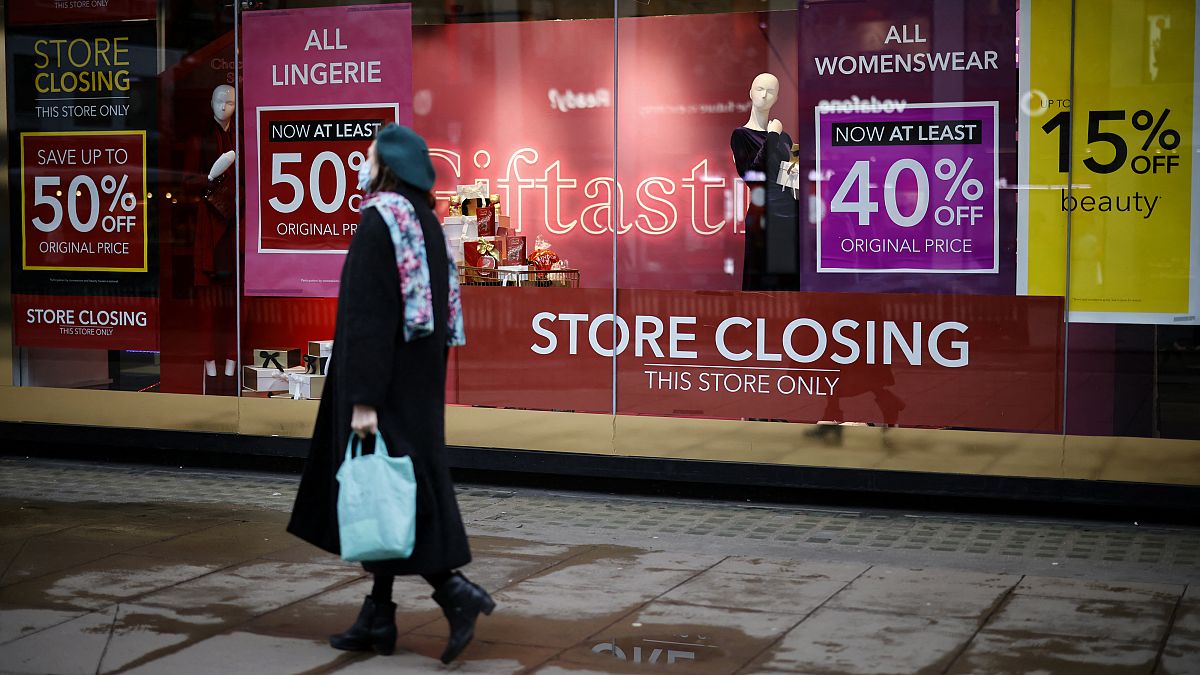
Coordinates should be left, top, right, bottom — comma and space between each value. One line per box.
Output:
749, 73, 779, 113
211, 85, 235, 126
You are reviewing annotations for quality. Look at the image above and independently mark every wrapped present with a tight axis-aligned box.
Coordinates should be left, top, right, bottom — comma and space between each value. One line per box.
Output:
244, 365, 303, 392
444, 216, 479, 240
252, 347, 301, 371
464, 237, 500, 269
476, 203, 496, 237
528, 235, 561, 271
307, 340, 333, 358
498, 235, 526, 265
288, 372, 326, 400
497, 215, 512, 232
456, 183, 487, 216
303, 354, 330, 375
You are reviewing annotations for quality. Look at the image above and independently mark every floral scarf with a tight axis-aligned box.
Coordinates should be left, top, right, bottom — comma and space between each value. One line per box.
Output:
362, 192, 465, 347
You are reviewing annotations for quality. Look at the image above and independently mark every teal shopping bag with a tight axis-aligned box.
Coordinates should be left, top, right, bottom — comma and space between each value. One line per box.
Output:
336, 433, 416, 562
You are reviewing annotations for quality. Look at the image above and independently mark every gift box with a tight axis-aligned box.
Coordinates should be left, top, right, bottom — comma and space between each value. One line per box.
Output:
456, 183, 488, 216
244, 365, 303, 392
307, 340, 333, 358
252, 347, 301, 371
464, 237, 501, 270
287, 373, 326, 400
303, 354, 330, 375
476, 204, 497, 237
498, 235, 526, 265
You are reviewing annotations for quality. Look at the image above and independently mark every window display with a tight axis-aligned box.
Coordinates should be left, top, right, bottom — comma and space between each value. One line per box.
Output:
3, 0, 1200, 484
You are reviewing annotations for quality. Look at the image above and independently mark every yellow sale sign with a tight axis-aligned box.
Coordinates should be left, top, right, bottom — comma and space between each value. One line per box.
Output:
1019, 0, 1199, 322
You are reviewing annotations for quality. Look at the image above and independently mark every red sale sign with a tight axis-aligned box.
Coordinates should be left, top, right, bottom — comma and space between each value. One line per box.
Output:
242, 3, 412, 297
20, 131, 147, 273
454, 288, 1064, 433
256, 105, 397, 252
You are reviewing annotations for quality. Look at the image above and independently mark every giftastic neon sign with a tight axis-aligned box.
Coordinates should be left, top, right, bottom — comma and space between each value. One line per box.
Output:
428, 147, 740, 237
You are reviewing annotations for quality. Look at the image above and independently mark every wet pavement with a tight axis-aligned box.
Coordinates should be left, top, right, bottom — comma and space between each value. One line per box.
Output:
0, 457, 1197, 674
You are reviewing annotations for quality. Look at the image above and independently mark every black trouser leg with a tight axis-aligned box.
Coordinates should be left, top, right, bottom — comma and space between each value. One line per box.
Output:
422, 570, 452, 588
371, 573, 394, 602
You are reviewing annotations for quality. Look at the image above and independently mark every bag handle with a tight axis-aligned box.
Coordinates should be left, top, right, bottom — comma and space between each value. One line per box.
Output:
344, 432, 391, 463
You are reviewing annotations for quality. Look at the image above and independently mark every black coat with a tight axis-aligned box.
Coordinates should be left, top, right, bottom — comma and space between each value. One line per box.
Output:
287, 186, 471, 576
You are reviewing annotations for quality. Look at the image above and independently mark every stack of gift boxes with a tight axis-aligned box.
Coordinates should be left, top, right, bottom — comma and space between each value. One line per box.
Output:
443, 183, 526, 281
243, 340, 331, 399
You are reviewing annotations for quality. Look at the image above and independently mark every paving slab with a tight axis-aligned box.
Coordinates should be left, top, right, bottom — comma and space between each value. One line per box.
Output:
709, 556, 869, 581
659, 569, 845, 615
0, 501, 123, 539
125, 520, 296, 564
257, 542, 356, 566
984, 594, 1175, 645
0, 602, 233, 675
515, 548, 702, 594
0, 541, 23, 576
0, 554, 222, 611
132, 560, 361, 627
1, 531, 150, 587
243, 576, 438, 642
824, 566, 1019, 619
745, 607, 978, 674
412, 577, 663, 649
559, 600, 802, 674
1160, 604, 1200, 675
329, 634, 557, 674
0, 604, 87, 645
469, 535, 582, 560
530, 662, 627, 675
0, 604, 129, 674
946, 631, 1158, 674
119, 631, 349, 675
1013, 575, 1184, 603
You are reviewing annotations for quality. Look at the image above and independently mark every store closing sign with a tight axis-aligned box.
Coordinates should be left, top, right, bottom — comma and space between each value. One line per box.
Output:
242, 3, 410, 297
454, 288, 1064, 433
7, 17, 158, 350
13, 294, 158, 351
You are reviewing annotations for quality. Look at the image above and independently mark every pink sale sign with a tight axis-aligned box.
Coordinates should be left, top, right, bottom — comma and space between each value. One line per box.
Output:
241, 3, 411, 297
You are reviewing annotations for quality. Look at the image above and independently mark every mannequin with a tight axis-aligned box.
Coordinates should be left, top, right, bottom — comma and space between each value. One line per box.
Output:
730, 73, 800, 291
190, 84, 238, 393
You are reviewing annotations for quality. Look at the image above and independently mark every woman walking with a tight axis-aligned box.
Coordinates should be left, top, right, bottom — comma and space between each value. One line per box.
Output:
287, 124, 493, 664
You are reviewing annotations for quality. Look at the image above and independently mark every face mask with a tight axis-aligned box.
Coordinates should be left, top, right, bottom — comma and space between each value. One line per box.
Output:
356, 158, 374, 192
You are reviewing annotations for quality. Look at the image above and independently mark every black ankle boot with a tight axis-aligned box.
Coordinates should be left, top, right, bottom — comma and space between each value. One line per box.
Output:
329, 596, 397, 655
431, 573, 495, 664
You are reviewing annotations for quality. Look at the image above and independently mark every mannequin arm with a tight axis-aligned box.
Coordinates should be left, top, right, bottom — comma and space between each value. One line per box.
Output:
208, 151, 236, 181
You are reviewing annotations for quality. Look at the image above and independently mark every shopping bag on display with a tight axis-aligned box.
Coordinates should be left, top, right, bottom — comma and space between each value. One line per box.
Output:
204, 174, 236, 220
336, 432, 416, 562
776, 160, 800, 195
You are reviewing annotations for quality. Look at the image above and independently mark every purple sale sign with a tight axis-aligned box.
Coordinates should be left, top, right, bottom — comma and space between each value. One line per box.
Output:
816, 102, 999, 273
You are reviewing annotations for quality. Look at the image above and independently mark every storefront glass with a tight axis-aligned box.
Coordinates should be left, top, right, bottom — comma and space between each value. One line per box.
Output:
3, 1, 1199, 477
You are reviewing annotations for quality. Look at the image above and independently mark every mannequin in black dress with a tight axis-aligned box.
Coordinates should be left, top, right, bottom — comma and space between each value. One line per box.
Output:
730, 73, 799, 290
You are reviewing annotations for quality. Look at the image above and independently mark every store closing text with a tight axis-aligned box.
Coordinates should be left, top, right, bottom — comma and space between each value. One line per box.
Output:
530, 313, 969, 367
643, 370, 842, 397
25, 308, 147, 336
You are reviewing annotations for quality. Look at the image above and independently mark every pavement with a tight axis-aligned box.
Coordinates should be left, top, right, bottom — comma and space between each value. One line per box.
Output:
0, 456, 1197, 674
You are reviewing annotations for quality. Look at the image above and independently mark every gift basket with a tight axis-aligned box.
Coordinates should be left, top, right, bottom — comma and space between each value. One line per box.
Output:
458, 235, 578, 287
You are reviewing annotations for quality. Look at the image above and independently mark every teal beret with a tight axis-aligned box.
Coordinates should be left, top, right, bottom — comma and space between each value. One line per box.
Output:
375, 123, 435, 192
